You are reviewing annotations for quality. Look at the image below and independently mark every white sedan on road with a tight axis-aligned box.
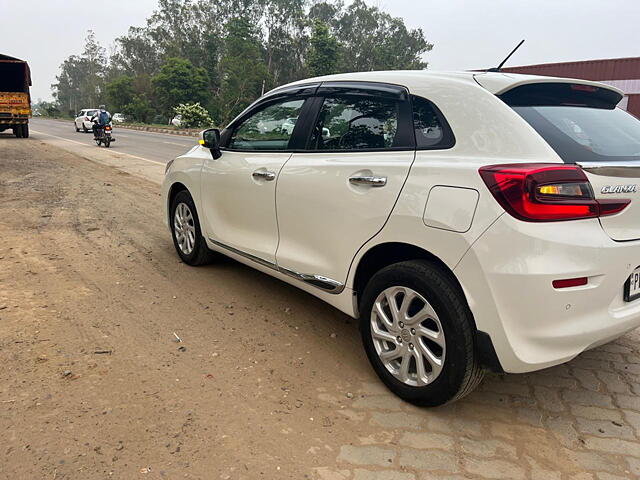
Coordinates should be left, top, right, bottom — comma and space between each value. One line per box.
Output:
74, 109, 98, 132
162, 71, 640, 406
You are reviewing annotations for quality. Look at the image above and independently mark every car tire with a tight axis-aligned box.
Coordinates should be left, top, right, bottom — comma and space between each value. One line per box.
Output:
21, 124, 29, 138
75, 123, 80, 132
359, 260, 484, 407
170, 190, 215, 266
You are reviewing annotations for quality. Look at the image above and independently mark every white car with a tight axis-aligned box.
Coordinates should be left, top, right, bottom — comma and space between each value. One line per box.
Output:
74, 108, 98, 132
162, 71, 640, 406
281, 117, 297, 135
112, 113, 126, 124
170, 115, 182, 127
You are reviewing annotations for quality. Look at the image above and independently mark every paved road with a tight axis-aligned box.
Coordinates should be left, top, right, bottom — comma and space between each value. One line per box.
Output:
28, 117, 197, 164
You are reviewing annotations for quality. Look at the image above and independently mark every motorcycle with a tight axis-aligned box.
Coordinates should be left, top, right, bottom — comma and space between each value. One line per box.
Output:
93, 122, 115, 148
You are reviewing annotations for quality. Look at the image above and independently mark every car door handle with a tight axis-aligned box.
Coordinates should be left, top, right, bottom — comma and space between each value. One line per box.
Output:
252, 170, 276, 181
348, 175, 387, 187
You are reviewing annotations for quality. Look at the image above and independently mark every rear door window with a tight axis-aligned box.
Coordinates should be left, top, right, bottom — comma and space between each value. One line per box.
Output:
502, 83, 640, 163
309, 95, 402, 150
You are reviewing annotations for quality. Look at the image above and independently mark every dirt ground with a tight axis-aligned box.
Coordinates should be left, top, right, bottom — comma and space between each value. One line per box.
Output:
1, 136, 639, 480
0, 136, 368, 479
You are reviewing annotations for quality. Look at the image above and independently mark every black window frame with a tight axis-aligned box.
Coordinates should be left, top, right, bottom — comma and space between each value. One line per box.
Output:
220, 83, 320, 152
218, 81, 457, 154
301, 82, 415, 153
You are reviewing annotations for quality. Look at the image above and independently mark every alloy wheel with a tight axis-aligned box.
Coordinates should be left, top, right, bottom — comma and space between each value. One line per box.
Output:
370, 286, 446, 387
173, 202, 196, 255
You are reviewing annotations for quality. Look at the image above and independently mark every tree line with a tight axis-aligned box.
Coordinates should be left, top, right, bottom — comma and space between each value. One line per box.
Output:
49, 0, 433, 125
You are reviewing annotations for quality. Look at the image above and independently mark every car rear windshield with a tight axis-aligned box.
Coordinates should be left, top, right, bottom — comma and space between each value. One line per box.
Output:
501, 83, 640, 163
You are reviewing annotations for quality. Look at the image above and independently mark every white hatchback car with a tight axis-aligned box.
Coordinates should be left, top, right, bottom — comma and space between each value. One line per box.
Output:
74, 108, 98, 132
162, 71, 640, 406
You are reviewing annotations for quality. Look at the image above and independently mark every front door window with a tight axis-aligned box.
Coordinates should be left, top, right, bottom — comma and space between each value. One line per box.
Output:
228, 99, 305, 151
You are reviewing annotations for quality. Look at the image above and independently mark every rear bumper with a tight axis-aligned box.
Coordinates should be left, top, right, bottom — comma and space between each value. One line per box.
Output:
456, 214, 640, 373
0, 114, 29, 125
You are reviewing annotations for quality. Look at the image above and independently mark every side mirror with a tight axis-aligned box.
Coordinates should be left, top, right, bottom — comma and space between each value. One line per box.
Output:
200, 128, 222, 159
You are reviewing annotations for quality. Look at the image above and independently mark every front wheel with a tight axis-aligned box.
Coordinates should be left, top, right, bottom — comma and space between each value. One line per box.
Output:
170, 190, 215, 266
359, 260, 484, 407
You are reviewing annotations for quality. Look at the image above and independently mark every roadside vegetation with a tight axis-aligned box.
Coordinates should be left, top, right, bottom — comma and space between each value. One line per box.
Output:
42, 0, 432, 126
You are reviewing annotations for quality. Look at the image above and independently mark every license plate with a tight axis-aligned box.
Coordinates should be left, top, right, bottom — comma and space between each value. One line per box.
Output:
624, 266, 640, 302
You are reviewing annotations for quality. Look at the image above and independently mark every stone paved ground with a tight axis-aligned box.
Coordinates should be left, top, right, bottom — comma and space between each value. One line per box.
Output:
313, 328, 640, 480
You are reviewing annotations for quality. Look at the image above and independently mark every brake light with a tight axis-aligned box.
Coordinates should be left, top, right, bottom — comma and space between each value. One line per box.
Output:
479, 164, 630, 222
105, 126, 112, 131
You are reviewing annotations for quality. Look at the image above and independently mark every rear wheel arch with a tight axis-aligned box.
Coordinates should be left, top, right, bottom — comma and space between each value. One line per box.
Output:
352, 241, 503, 373
352, 243, 468, 316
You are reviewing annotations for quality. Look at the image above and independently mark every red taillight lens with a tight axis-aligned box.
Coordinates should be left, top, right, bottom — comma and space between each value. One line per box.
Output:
479, 164, 630, 222
105, 126, 112, 131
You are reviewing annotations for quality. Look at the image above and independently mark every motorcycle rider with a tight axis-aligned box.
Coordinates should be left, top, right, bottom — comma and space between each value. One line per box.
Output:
92, 105, 112, 140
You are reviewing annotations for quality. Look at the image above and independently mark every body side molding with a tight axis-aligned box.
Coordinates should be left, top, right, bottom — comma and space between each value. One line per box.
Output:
208, 238, 345, 294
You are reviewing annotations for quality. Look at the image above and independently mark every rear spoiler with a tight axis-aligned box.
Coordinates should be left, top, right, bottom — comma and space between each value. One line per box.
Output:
473, 72, 623, 99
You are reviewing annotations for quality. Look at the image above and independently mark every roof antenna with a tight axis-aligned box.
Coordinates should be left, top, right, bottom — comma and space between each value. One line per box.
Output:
487, 39, 525, 72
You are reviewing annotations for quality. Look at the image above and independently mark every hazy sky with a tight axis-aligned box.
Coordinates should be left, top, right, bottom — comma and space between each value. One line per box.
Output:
2, 0, 639, 101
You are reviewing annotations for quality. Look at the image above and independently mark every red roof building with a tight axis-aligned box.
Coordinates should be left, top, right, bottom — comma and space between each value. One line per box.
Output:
501, 57, 640, 117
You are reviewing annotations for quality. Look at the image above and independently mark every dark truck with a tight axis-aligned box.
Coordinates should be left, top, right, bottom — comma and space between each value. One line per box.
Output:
0, 53, 32, 138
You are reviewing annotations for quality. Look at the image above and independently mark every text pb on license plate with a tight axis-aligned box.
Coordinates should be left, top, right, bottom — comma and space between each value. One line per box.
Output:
624, 266, 640, 302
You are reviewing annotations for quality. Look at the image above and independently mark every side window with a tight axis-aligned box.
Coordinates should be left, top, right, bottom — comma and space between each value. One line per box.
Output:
228, 99, 305, 151
310, 95, 401, 150
412, 95, 454, 149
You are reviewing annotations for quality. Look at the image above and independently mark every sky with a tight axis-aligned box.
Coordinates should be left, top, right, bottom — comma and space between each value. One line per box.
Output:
1, 0, 639, 101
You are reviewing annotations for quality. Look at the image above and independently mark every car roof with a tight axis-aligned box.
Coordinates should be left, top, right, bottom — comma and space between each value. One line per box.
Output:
270, 70, 623, 97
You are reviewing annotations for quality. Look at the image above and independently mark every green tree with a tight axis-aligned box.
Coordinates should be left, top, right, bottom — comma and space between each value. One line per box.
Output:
123, 94, 153, 123
218, 16, 270, 123
105, 75, 135, 112
52, 30, 107, 115
54, 0, 434, 123
306, 20, 340, 77
310, 0, 432, 72
152, 57, 210, 116
110, 27, 162, 78
262, 0, 308, 86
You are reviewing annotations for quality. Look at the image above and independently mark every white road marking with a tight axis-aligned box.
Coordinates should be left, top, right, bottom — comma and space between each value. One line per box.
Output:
30, 129, 166, 166
163, 141, 189, 146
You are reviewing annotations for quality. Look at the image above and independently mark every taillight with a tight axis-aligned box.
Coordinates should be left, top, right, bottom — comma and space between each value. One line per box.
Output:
105, 126, 112, 131
479, 164, 630, 222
